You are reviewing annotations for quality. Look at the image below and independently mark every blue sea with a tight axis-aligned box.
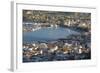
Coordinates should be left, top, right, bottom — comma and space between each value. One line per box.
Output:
23, 27, 79, 43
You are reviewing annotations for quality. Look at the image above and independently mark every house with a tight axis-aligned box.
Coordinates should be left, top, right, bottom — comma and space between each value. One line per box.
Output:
48, 43, 58, 53
28, 47, 33, 51
64, 43, 72, 47
78, 48, 82, 54
32, 43, 36, 47
39, 43, 48, 49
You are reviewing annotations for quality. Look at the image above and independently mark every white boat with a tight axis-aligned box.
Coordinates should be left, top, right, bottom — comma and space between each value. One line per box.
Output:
32, 28, 35, 31
32, 27, 41, 31
50, 24, 53, 28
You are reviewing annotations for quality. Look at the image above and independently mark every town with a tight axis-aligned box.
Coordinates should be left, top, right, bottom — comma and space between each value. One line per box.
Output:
23, 10, 90, 32
23, 10, 91, 62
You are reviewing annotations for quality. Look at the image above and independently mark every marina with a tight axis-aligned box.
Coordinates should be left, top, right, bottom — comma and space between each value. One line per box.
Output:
22, 10, 91, 62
